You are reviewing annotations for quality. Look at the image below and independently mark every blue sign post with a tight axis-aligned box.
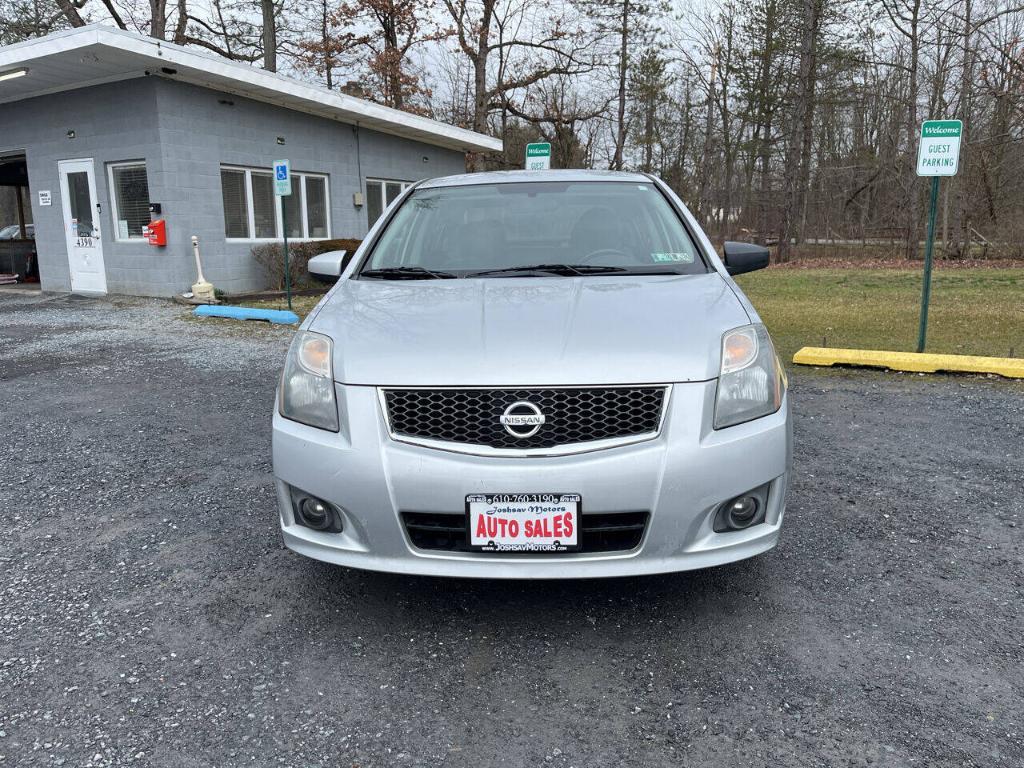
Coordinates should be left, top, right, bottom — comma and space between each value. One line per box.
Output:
273, 160, 292, 310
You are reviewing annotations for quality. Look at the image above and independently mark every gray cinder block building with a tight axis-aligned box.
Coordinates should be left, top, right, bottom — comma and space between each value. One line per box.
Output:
0, 25, 501, 296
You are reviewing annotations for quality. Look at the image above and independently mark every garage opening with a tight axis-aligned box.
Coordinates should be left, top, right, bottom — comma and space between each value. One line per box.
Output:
0, 153, 37, 287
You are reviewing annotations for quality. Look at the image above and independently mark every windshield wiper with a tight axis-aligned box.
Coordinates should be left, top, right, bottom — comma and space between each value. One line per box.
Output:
466, 263, 629, 278
360, 266, 457, 280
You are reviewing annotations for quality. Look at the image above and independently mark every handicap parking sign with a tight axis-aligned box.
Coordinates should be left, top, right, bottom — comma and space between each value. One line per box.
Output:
273, 159, 291, 196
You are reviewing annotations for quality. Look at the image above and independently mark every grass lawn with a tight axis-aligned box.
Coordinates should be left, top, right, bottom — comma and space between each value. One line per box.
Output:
736, 268, 1024, 362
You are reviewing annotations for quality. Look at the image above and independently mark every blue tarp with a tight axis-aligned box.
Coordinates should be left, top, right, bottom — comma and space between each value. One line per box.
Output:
193, 304, 300, 325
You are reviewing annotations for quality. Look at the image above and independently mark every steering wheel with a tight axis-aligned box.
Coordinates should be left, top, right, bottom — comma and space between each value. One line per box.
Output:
578, 248, 633, 265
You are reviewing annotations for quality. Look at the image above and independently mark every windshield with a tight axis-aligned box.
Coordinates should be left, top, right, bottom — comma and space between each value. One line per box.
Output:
359, 181, 707, 278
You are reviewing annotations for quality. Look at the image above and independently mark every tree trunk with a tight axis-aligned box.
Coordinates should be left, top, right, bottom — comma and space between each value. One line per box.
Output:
150, 0, 167, 39
678, 80, 692, 193
472, 9, 492, 134
261, 0, 277, 72
466, 1, 495, 171
323, 0, 333, 89
903, 0, 922, 260
611, 0, 630, 170
378, 11, 404, 110
54, 0, 87, 27
778, 0, 821, 261
955, 0, 972, 256
718, 26, 736, 237
172, 0, 188, 44
642, 90, 655, 172
755, 5, 776, 244
697, 44, 719, 225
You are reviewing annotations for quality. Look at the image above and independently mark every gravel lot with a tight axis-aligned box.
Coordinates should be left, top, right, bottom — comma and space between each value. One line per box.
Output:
1, 292, 1021, 767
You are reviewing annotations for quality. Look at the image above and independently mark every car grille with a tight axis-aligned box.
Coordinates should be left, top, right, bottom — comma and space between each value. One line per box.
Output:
382, 387, 667, 450
402, 511, 649, 553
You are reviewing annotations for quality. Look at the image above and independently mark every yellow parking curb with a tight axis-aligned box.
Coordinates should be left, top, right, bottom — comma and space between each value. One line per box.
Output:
792, 347, 1024, 379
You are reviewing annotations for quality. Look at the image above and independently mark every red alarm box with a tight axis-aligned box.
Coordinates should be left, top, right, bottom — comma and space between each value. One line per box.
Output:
142, 219, 167, 246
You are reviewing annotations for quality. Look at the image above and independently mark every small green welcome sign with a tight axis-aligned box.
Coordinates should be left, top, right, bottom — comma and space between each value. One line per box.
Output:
525, 142, 551, 170
917, 120, 962, 177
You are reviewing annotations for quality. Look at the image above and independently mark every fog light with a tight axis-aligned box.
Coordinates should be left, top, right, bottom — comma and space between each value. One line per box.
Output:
294, 495, 343, 533
713, 486, 769, 533
726, 496, 758, 529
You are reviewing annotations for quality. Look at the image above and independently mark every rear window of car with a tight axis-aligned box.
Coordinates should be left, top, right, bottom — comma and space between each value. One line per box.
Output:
361, 181, 708, 276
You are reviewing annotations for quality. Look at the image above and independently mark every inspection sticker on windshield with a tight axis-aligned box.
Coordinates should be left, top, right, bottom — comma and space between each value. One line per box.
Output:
651, 252, 693, 263
467, 493, 580, 552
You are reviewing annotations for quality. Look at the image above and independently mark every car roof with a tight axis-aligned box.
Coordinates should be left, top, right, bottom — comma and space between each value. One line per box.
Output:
418, 169, 653, 189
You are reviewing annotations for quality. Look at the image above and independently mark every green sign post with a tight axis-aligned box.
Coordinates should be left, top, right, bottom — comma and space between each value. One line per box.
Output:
914, 120, 962, 352
273, 159, 293, 310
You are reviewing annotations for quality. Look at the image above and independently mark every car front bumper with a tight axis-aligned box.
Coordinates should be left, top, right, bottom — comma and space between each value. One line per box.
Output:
272, 381, 791, 579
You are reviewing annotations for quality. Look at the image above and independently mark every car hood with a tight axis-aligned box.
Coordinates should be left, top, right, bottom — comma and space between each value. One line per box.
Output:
311, 273, 750, 386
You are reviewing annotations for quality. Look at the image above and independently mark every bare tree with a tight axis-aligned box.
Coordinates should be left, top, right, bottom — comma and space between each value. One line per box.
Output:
3, 0, 1024, 259
777, 0, 825, 260
506, 72, 611, 168
182, 0, 264, 60
0, 0, 78, 42
582, 0, 667, 169
294, 0, 357, 89
319, 0, 445, 113
442, 0, 596, 168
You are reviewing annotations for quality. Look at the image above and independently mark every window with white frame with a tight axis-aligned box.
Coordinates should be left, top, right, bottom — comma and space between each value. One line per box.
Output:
108, 162, 151, 239
366, 179, 412, 226
220, 166, 330, 240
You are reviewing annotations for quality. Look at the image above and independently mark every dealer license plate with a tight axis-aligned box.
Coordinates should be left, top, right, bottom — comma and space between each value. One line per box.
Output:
467, 493, 581, 552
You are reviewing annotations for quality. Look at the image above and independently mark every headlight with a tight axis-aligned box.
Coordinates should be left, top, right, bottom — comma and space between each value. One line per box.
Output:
713, 324, 784, 429
279, 330, 339, 431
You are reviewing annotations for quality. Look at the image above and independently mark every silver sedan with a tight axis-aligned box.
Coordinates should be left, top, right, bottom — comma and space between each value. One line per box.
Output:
272, 170, 791, 578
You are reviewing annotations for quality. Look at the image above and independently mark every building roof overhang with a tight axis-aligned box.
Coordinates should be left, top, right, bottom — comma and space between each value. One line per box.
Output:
0, 25, 503, 154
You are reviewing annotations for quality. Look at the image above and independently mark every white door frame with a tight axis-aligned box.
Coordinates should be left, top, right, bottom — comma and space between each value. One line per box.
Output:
58, 158, 107, 294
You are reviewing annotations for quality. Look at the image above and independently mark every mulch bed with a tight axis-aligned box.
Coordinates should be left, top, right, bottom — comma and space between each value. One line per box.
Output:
223, 287, 328, 302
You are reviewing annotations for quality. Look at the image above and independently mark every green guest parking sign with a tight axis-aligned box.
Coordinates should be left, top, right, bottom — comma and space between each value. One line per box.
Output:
915, 119, 962, 352
917, 120, 962, 177
525, 142, 551, 170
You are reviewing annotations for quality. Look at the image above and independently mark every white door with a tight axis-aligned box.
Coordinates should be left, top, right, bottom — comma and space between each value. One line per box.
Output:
58, 159, 107, 293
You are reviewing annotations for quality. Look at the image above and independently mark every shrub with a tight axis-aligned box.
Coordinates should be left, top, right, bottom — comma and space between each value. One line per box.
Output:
252, 238, 362, 290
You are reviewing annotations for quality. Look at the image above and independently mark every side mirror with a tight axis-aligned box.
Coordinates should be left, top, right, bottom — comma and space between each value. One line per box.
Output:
721, 241, 770, 276
308, 250, 347, 283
